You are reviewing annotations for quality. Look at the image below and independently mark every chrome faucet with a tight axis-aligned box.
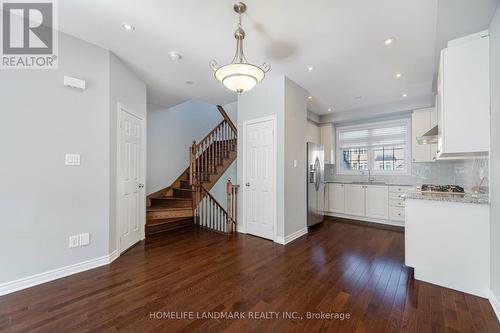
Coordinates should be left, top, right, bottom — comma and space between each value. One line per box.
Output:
361, 168, 375, 183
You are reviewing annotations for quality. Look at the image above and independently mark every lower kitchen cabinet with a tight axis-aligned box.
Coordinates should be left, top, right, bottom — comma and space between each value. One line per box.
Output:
344, 184, 365, 216
365, 185, 389, 219
325, 183, 410, 226
328, 183, 345, 213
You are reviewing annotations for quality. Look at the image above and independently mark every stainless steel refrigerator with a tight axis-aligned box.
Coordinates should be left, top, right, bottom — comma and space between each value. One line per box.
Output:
307, 142, 325, 227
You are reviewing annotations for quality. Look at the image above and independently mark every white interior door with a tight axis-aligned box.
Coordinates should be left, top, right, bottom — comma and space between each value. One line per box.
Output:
243, 116, 275, 240
118, 106, 145, 253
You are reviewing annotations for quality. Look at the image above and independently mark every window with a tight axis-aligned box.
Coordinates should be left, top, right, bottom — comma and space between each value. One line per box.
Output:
337, 119, 410, 175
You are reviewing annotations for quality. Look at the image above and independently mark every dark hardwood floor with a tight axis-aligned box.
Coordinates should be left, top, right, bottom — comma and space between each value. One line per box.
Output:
0, 219, 498, 332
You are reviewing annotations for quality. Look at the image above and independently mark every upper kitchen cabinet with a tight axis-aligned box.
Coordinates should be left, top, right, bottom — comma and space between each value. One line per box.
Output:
306, 121, 321, 144
412, 107, 437, 162
437, 31, 490, 158
320, 124, 334, 164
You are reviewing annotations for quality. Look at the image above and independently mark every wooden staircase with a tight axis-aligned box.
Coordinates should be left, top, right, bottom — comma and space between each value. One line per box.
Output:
146, 106, 238, 235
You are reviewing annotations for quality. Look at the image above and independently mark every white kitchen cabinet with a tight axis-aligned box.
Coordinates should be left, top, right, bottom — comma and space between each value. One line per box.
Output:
405, 199, 490, 297
320, 124, 334, 164
306, 121, 320, 144
365, 185, 389, 219
328, 183, 345, 213
412, 107, 438, 162
437, 31, 490, 158
344, 184, 365, 216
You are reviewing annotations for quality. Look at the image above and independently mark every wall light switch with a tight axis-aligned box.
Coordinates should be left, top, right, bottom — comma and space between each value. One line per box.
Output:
69, 235, 79, 248
65, 154, 80, 166
64, 76, 86, 90
79, 233, 90, 246
293, 160, 297, 168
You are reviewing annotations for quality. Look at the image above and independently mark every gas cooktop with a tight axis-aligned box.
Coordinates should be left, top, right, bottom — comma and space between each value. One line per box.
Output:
419, 184, 465, 194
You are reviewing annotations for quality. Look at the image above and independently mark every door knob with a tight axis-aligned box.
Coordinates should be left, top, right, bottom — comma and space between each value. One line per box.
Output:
245, 182, 250, 187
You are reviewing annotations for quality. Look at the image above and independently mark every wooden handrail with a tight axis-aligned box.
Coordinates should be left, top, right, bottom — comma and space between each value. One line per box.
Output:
194, 120, 225, 150
217, 105, 237, 133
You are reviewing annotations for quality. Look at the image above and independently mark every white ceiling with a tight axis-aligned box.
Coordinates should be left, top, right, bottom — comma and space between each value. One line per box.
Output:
58, 0, 499, 115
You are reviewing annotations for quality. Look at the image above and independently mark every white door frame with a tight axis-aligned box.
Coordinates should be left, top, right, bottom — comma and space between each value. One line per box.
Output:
116, 103, 147, 253
242, 114, 277, 242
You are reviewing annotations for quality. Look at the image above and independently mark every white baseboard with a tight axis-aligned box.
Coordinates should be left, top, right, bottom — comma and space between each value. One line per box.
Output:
0, 250, 120, 297
490, 290, 500, 323
325, 212, 405, 228
275, 227, 308, 245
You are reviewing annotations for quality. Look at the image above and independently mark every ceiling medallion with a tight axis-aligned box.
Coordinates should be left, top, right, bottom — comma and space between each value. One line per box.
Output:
210, 2, 270, 94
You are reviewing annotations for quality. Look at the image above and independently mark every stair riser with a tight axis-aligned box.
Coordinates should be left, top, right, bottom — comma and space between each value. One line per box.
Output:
179, 180, 191, 189
150, 199, 192, 208
172, 188, 193, 198
147, 209, 193, 220
146, 218, 193, 236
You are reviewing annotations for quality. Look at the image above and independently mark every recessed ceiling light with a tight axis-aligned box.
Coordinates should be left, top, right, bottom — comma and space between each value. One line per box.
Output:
395, 73, 402, 78
402, 93, 408, 98
307, 95, 313, 100
384, 37, 395, 45
307, 66, 314, 71
121, 23, 135, 31
327, 108, 332, 112
168, 51, 182, 61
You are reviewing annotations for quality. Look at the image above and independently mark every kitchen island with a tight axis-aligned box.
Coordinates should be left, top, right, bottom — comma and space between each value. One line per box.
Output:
404, 193, 490, 297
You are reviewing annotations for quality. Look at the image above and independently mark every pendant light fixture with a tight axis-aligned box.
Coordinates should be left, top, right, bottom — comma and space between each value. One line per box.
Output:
210, 2, 270, 94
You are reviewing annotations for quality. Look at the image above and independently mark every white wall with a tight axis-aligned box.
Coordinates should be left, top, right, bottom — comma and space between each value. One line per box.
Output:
223, 101, 237, 125
0, 33, 147, 290
237, 75, 308, 241
284, 78, 308, 236
0, 33, 110, 284
108, 53, 147, 253
146, 100, 224, 194
237, 75, 286, 236
489, 3, 500, 311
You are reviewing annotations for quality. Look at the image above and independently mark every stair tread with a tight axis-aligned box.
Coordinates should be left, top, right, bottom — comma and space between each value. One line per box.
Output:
151, 196, 192, 201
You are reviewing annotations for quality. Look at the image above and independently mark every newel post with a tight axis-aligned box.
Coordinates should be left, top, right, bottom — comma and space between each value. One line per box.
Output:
226, 178, 233, 233
189, 141, 196, 186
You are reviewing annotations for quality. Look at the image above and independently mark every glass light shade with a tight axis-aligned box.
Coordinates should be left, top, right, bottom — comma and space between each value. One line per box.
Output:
215, 63, 265, 93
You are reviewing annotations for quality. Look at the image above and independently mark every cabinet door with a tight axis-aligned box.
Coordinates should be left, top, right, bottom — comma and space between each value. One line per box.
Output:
365, 185, 389, 219
412, 110, 431, 162
344, 185, 365, 216
329, 183, 345, 213
320, 124, 334, 164
306, 122, 320, 144
442, 35, 490, 154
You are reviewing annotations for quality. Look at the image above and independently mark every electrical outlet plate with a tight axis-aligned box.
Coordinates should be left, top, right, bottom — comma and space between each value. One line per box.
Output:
69, 235, 79, 248
79, 233, 90, 246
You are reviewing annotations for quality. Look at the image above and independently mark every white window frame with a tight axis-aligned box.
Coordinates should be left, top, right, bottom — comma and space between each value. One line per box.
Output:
336, 118, 412, 176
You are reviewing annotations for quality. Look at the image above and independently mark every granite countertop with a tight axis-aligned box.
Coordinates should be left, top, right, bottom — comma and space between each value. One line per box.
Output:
402, 191, 490, 205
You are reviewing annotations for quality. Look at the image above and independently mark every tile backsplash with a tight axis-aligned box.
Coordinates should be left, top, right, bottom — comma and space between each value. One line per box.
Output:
325, 158, 489, 192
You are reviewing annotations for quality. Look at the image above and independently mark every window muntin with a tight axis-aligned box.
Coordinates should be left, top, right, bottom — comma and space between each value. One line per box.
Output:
336, 119, 410, 175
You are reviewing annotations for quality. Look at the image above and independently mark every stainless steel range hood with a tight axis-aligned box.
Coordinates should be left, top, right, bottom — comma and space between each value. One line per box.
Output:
416, 125, 438, 145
